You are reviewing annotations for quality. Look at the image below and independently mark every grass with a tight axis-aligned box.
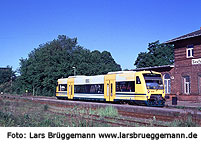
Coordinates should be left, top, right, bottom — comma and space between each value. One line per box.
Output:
0, 98, 117, 127
168, 115, 198, 127
97, 106, 119, 118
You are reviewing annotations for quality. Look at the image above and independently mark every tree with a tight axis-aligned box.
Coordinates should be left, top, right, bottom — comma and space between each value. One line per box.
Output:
0, 66, 16, 93
134, 41, 174, 68
13, 35, 121, 96
0, 66, 16, 84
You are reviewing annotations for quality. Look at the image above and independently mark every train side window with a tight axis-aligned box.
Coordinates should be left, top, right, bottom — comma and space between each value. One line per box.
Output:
69, 85, 71, 94
111, 83, 113, 96
136, 76, 141, 84
59, 84, 67, 91
133, 81, 135, 92
116, 81, 135, 92
74, 84, 104, 94
107, 84, 109, 96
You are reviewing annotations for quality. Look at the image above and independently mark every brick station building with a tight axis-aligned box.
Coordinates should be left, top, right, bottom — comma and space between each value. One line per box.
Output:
133, 28, 201, 101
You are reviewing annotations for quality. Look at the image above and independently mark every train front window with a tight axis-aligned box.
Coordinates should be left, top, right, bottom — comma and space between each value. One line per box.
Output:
143, 74, 163, 89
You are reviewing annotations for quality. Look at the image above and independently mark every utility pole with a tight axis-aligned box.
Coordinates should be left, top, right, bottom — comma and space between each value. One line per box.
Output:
10, 71, 12, 93
10, 76, 12, 87
33, 86, 35, 96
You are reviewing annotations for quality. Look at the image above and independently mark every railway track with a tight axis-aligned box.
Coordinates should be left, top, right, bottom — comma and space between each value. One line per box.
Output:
47, 105, 168, 127
1, 94, 201, 126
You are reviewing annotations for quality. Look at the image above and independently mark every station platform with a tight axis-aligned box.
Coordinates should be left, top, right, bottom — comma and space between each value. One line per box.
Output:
165, 100, 201, 109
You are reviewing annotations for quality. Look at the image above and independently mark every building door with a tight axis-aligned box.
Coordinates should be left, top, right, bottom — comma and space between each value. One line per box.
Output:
198, 76, 201, 95
104, 74, 116, 101
164, 73, 171, 94
67, 78, 74, 99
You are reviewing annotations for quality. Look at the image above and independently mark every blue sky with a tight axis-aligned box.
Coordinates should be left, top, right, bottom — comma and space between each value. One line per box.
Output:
0, 0, 201, 71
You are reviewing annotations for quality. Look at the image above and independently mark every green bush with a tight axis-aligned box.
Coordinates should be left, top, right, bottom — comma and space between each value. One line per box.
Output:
43, 104, 49, 111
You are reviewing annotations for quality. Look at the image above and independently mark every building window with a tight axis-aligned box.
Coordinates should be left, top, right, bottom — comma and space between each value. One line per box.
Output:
183, 76, 190, 94
198, 76, 201, 95
186, 45, 194, 58
163, 73, 171, 94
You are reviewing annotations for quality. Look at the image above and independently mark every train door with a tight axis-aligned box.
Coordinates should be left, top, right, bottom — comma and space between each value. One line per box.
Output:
134, 73, 146, 101
67, 78, 74, 99
104, 74, 116, 101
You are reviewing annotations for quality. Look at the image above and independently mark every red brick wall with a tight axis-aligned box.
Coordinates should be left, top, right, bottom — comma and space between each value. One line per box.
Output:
174, 36, 201, 62
172, 36, 201, 100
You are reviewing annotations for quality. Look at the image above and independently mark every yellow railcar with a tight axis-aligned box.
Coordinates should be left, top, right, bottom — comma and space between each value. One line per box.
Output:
56, 71, 166, 106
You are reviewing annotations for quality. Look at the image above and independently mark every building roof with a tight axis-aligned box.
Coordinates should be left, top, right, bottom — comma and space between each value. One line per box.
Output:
165, 28, 201, 44
131, 64, 174, 72
0, 68, 9, 70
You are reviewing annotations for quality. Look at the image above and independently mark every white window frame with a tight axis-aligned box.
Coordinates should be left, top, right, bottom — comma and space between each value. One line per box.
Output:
163, 74, 171, 94
183, 76, 190, 94
186, 45, 194, 58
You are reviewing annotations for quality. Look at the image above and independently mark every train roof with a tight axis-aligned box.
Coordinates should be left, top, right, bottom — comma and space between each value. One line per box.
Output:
107, 71, 136, 74
57, 70, 161, 82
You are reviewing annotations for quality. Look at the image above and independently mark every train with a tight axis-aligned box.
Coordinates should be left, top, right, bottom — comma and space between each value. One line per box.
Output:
56, 70, 166, 106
